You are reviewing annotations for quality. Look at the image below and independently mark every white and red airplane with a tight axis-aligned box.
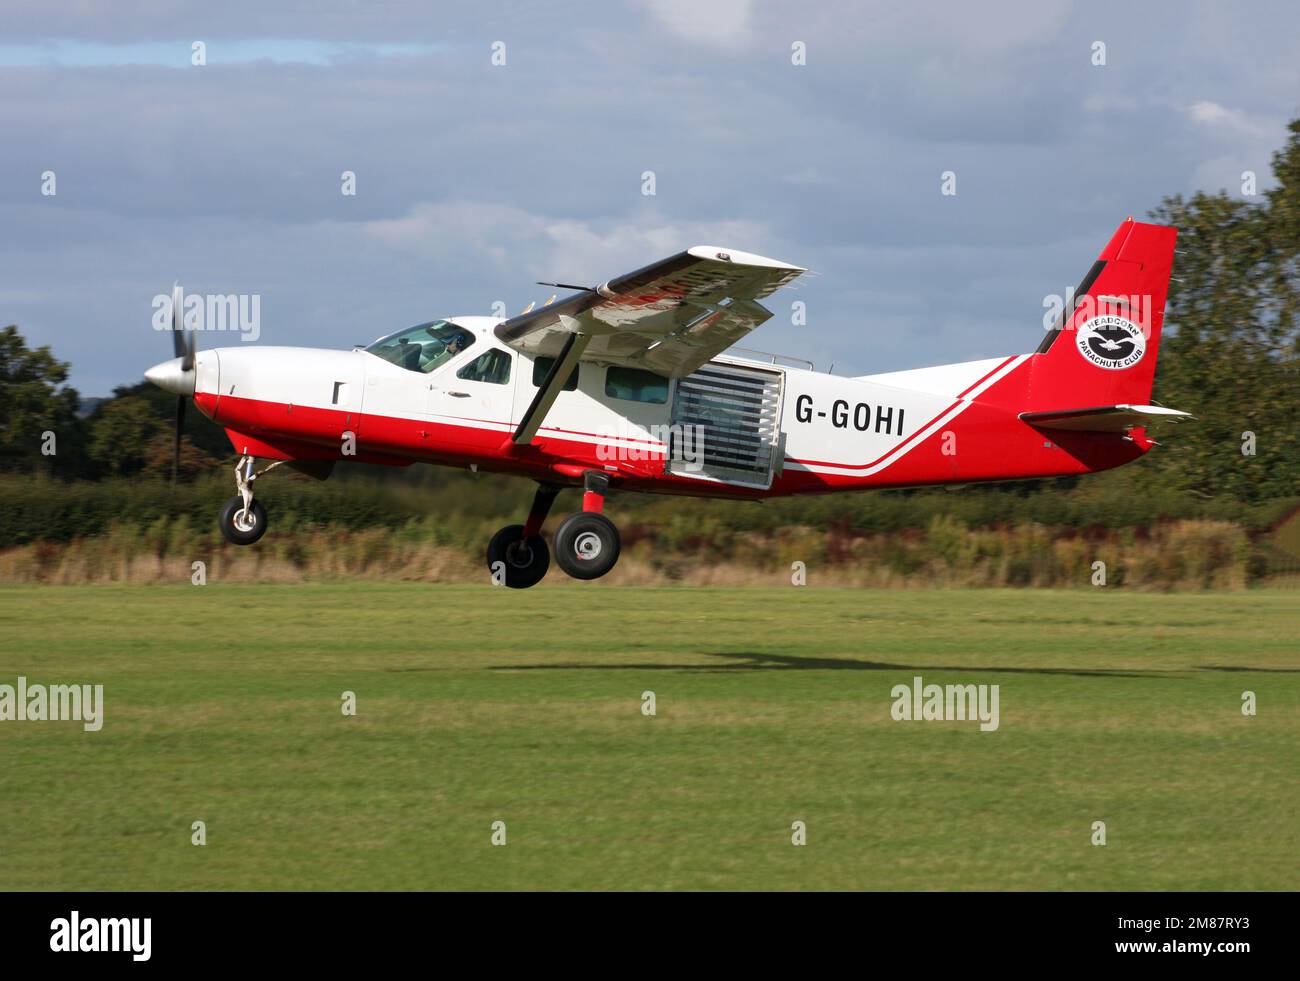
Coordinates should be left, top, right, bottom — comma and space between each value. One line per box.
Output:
145, 217, 1188, 587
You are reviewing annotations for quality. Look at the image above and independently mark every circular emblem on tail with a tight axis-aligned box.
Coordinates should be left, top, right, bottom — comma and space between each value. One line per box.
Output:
1075, 315, 1146, 370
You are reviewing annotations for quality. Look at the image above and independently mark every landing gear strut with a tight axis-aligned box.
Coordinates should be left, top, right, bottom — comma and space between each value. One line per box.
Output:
485, 473, 622, 588
218, 454, 282, 546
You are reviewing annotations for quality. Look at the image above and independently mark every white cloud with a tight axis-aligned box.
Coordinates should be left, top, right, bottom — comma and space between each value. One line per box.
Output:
1182, 101, 1287, 194
635, 0, 756, 49
362, 201, 542, 266
1185, 100, 1275, 139
640, 0, 1072, 55
363, 201, 776, 284
541, 216, 775, 279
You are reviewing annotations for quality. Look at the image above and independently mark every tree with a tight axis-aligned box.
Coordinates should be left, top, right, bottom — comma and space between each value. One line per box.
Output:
141, 432, 213, 481
1149, 119, 1300, 501
103, 380, 231, 461
0, 325, 86, 475
88, 397, 163, 476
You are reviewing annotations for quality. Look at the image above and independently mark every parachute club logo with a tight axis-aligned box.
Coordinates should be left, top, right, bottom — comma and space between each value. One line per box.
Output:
1075, 315, 1146, 370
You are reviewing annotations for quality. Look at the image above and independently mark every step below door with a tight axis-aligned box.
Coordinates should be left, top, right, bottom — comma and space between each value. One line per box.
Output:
667, 361, 784, 488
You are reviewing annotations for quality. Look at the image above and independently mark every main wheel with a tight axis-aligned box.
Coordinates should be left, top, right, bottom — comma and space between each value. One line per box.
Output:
486, 524, 550, 589
219, 496, 268, 546
553, 512, 620, 581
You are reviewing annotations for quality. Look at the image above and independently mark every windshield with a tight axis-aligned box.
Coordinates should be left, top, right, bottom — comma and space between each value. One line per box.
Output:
365, 320, 476, 373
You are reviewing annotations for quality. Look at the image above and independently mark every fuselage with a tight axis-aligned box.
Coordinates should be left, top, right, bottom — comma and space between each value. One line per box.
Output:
189, 315, 1145, 499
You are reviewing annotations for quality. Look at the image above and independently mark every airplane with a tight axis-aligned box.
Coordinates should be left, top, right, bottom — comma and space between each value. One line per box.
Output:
144, 217, 1189, 588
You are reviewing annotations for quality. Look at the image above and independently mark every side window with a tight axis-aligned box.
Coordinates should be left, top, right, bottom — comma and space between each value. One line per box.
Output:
532, 357, 579, 391
456, 349, 512, 385
605, 366, 668, 404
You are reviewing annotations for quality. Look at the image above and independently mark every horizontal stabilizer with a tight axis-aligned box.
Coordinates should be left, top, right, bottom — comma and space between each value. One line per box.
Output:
1019, 404, 1192, 433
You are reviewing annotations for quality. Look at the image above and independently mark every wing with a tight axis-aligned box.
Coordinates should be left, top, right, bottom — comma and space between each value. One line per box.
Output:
495, 246, 805, 379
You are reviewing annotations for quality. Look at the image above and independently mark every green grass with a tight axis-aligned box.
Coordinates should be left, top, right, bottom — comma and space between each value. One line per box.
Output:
0, 584, 1296, 891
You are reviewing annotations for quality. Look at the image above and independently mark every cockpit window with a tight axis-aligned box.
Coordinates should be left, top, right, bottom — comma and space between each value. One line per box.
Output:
365, 321, 476, 373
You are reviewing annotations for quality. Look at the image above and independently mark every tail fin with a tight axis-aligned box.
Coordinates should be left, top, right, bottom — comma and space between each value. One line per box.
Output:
1025, 218, 1177, 411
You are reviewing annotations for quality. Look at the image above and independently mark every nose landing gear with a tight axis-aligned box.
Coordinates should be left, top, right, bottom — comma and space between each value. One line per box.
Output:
218, 454, 282, 546
484, 471, 622, 588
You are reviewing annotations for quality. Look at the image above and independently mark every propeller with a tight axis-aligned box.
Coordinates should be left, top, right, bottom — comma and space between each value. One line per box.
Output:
144, 283, 198, 482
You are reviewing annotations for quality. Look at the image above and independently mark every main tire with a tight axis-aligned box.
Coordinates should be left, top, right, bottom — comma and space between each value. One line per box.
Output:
486, 524, 550, 589
219, 496, 268, 546
553, 512, 620, 581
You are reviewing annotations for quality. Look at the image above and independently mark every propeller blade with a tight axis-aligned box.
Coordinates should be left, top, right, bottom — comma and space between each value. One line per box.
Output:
171, 283, 185, 361
171, 283, 196, 371
173, 395, 186, 482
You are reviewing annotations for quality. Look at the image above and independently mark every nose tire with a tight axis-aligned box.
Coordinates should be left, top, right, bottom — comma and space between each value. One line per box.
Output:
554, 512, 620, 581
219, 496, 268, 546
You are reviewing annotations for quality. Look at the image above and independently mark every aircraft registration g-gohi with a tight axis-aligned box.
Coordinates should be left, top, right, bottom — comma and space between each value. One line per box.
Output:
145, 217, 1189, 588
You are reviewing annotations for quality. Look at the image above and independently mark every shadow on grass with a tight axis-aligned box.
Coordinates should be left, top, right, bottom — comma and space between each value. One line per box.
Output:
1199, 665, 1300, 673
488, 650, 1175, 678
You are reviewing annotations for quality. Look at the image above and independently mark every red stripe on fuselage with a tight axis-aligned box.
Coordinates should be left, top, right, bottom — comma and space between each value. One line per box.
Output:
784, 356, 1020, 471
785, 400, 960, 470
201, 361, 1140, 500
956, 355, 1018, 398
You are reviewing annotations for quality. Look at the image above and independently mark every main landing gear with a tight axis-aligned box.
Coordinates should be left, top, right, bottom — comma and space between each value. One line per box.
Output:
218, 454, 283, 546
486, 472, 621, 589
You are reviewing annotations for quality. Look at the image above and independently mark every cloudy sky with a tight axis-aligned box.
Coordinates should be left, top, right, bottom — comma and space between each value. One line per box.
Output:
2, 0, 1298, 395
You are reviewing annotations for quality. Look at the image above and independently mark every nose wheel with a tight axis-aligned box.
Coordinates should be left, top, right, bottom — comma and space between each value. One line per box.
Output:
218, 454, 281, 546
219, 495, 268, 545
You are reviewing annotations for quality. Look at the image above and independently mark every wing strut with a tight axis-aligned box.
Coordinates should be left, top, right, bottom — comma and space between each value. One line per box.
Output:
513, 321, 590, 445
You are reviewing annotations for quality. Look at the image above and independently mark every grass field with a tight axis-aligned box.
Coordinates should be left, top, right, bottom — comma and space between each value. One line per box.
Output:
0, 584, 1296, 891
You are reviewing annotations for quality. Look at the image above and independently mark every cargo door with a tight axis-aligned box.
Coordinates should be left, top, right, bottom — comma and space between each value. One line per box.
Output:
667, 361, 784, 488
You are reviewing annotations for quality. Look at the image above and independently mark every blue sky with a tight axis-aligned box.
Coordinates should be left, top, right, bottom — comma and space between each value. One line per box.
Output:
2, 0, 1298, 395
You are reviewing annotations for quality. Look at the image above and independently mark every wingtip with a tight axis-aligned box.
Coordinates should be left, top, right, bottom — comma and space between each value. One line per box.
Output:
687, 245, 804, 272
